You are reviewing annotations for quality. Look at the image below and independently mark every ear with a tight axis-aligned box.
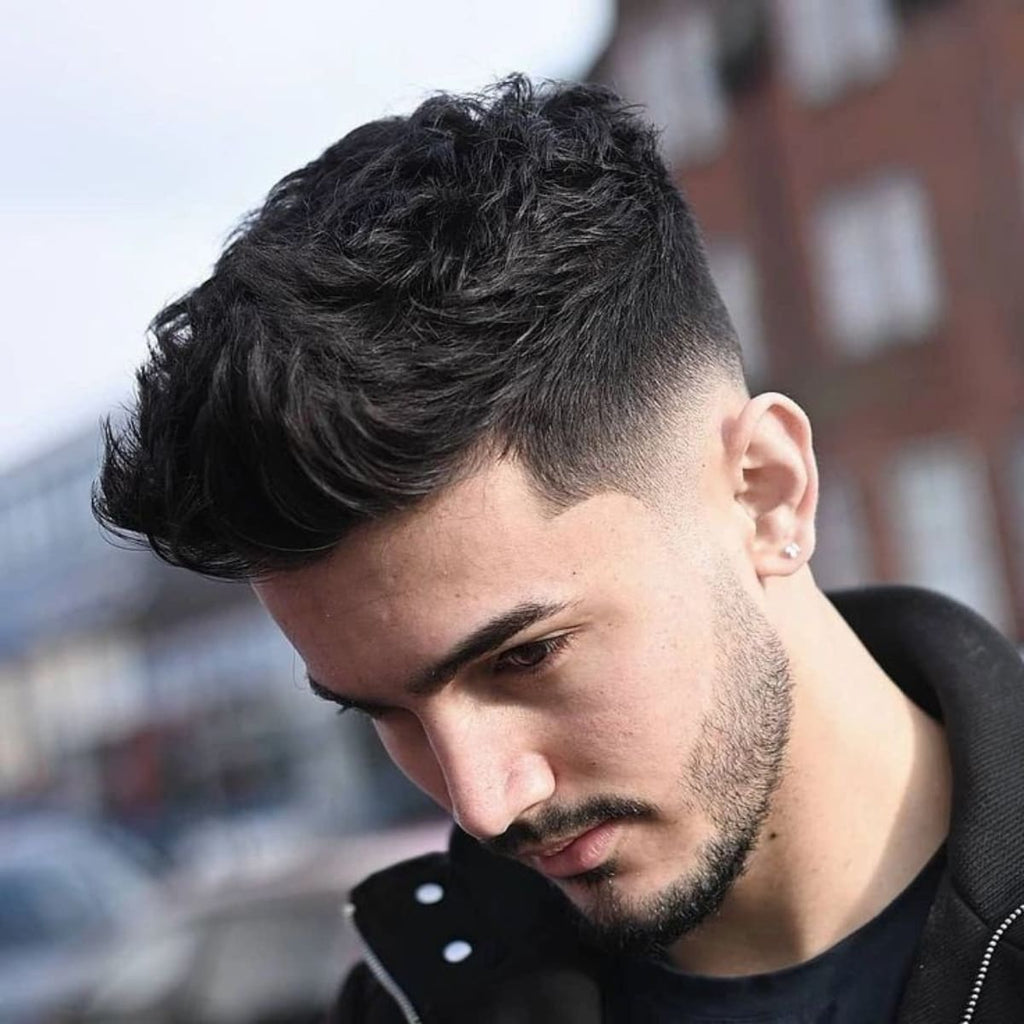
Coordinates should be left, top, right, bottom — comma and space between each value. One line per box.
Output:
725, 393, 818, 579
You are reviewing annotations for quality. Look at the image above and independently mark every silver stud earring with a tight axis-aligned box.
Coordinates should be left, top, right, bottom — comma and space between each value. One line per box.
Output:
782, 542, 801, 560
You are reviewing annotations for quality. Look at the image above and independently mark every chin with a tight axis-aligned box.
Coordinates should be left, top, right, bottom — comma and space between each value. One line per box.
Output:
563, 836, 755, 958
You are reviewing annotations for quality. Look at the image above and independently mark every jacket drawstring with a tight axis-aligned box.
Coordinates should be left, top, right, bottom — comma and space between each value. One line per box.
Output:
344, 901, 423, 1024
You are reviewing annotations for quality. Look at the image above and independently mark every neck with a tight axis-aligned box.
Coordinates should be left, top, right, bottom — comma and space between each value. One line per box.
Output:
667, 578, 952, 976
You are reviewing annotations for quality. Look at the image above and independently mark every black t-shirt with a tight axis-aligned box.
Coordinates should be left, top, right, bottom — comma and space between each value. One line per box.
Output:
606, 847, 945, 1023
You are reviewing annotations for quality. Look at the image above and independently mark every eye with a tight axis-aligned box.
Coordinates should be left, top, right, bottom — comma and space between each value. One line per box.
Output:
493, 633, 572, 675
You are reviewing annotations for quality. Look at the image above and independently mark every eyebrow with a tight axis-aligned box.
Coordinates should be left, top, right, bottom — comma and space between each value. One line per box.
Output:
306, 599, 571, 710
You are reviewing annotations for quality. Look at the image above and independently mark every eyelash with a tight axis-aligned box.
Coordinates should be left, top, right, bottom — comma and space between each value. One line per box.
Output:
333, 633, 575, 720
492, 632, 574, 675
335, 702, 381, 721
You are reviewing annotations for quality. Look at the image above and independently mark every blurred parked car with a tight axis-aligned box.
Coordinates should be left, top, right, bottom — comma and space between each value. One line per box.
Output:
57, 820, 448, 1024
171, 809, 324, 891
0, 813, 163, 1024
65, 881, 353, 1024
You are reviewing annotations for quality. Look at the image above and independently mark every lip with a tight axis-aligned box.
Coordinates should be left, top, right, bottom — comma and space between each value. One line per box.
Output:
527, 821, 620, 880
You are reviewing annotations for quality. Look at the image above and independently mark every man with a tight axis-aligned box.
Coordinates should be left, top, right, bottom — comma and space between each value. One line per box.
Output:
95, 77, 1024, 1022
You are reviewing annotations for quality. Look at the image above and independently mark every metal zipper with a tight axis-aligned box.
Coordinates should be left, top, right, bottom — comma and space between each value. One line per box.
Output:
959, 900, 1024, 1024
344, 901, 423, 1024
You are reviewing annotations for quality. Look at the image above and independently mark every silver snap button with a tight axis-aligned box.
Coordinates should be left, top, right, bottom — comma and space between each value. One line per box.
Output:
442, 939, 472, 963
415, 882, 444, 905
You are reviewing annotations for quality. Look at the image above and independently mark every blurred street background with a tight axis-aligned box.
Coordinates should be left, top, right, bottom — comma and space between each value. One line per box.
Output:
2, 0, 1023, 1021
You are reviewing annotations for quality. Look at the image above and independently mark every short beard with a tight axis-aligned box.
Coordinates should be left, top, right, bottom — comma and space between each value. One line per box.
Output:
570, 575, 793, 959
569, 831, 754, 958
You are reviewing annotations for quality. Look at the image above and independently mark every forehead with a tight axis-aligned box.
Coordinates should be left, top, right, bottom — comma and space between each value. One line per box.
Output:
252, 460, 677, 682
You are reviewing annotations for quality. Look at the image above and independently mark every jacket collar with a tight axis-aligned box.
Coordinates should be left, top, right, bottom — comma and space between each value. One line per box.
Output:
830, 586, 1024, 926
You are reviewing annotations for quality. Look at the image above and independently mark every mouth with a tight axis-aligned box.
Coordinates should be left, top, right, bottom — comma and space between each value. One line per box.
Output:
524, 821, 621, 880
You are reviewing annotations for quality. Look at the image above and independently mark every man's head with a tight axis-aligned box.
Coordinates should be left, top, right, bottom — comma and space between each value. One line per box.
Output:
95, 75, 743, 577
96, 76, 819, 953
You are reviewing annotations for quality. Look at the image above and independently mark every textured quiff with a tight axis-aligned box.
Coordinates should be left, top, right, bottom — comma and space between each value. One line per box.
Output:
94, 75, 743, 580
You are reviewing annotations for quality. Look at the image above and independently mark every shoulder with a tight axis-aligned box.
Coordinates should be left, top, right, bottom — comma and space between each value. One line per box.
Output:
336, 826, 597, 1020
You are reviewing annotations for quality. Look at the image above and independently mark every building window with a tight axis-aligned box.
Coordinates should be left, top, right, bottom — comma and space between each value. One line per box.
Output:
149, 608, 297, 718
815, 174, 942, 357
27, 634, 146, 755
1018, 106, 1024, 208
777, 0, 899, 104
707, 241, 767, 383
623, 8, 727, 165
812, 470, 873, 590
1007, 427, 1024, 596
887, 437, 1011, 631
0, 669, 41, 792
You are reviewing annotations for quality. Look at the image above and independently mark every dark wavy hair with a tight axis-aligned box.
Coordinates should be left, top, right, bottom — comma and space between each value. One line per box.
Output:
94, 75, 743, 580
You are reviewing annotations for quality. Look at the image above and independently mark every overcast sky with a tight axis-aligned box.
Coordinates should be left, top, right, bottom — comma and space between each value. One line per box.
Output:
0, 0, 613, 473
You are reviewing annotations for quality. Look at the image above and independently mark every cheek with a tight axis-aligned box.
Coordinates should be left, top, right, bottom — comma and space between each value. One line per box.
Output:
375, 712, 450, 809
559, 634, 711, 782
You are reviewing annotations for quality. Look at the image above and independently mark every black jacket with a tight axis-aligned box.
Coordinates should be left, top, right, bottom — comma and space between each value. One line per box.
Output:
331, 587, 1024, 1023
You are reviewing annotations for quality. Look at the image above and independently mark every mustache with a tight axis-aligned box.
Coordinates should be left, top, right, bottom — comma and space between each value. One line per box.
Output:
484, 795, 657, 858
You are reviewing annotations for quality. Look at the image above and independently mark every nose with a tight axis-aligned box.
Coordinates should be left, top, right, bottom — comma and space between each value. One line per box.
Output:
423, 705, 555, 840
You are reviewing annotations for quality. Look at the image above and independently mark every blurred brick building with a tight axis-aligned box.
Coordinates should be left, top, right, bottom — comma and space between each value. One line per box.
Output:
591, 0, 1024, 637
